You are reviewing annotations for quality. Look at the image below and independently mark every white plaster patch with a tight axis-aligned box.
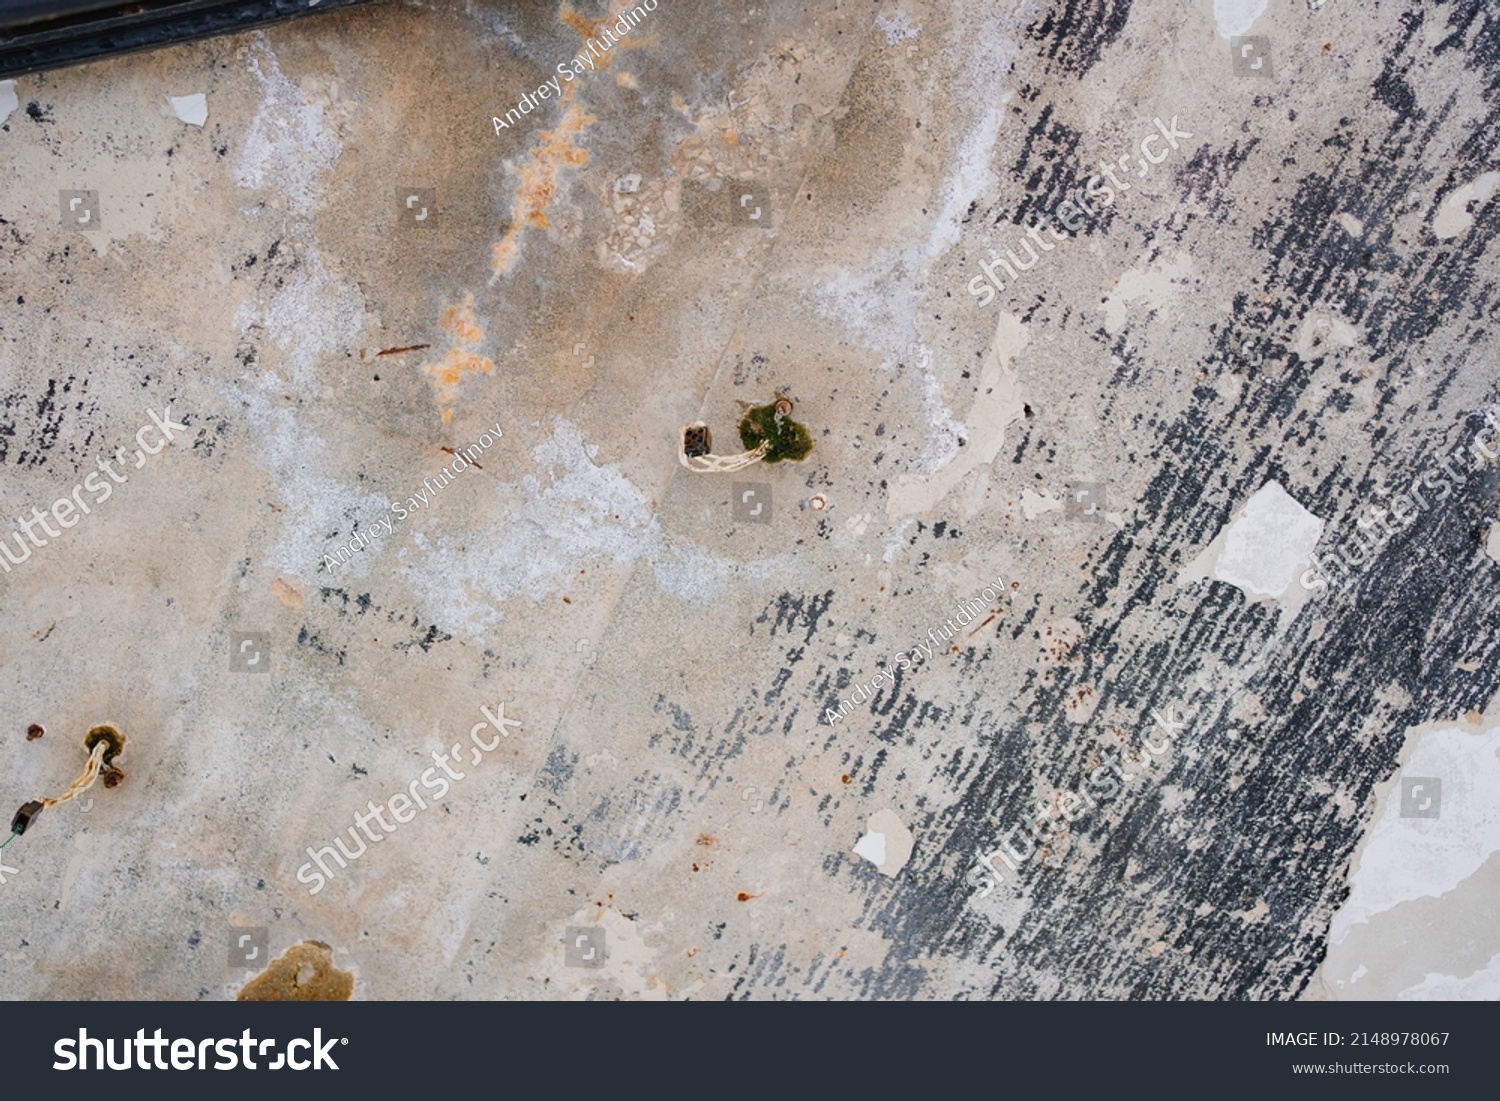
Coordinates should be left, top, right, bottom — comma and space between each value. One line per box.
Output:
1214, 0, 1269, 39
886, 311, 1028, 519
409, 419, 791, 632
1294, 313, 1361, 356
235, 39, 341, 215
1330, 724, 1500, 943
1020, 488, 1063, 520
1397, 950, 1500, 1000
853, 808, 913, 876
1487, 521, 1500, 565
874, 11, 920, 43
169, 93, 208, 126
1433, 171, 1500, 240
1209, 482, 1324, 599
0, 80, 16, 125
1334, 212, 1363, 237
1100, 253, 1196, 335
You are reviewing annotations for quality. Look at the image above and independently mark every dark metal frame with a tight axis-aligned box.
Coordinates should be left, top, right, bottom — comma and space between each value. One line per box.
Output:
0, 0, 380, 80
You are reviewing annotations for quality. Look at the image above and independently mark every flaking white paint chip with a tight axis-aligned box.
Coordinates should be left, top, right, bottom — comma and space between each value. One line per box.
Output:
1334, 212, 1363, 237
1210, 481, 1324, 599
1330, 724, 1500, 944
1397, 950, 1500, 1000
170, 93, 208, 126
0, 80, 16, 125
853, 831, 886, 866
1214, 0, 1269, 39
1433, 172, 1500, 239
854, 809, 913, 876
1486, 522, 1500, 565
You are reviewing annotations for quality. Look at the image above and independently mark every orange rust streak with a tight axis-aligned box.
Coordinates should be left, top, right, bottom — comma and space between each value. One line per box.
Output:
490, 102, 595, 281
418, 293, 495, 425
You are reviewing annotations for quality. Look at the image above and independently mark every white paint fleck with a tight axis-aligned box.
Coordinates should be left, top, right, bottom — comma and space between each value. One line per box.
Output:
0, 80, 16, 125
1334, 212, 1363, 237
1433, 171, 1500, 240
169, 93, 208, 127
1020, 488, 1063, 520
1330, 724, 1500, 943
1211, 481, 1324, 599
1487, 522, 1500, 565
1214, 0, 1269, 39
853, 831, 887, 866
1397, 950, 1500, 1000
854, 809, 913, 876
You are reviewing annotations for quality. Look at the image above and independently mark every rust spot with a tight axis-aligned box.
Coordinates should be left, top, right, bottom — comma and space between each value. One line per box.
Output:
840, 774, 851, 784
563, 596, 571, 604
236, 941, 354, 1002
736, 891, 759, 902
687, 947, 699, 957
26, 723, 43, 741
1322, 42, 1331, 51
696, 833, 716, 847
375, 343, 430, 357
101, 766, 125, 789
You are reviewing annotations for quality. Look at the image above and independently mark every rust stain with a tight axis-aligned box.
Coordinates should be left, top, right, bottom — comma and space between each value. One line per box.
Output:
490, 101, 595, 281
376, 343, 431, 357
736, 891, 760, 902
418, 294, 496, 425
26, 723, 44, 741
271, 576, 305, 611
236, 940, 354, 1002
439, 446, 481, 469
488, 5, 656, 282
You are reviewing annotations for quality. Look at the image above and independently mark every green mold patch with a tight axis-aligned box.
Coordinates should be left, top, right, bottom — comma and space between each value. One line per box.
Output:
737, 400, 814, 464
